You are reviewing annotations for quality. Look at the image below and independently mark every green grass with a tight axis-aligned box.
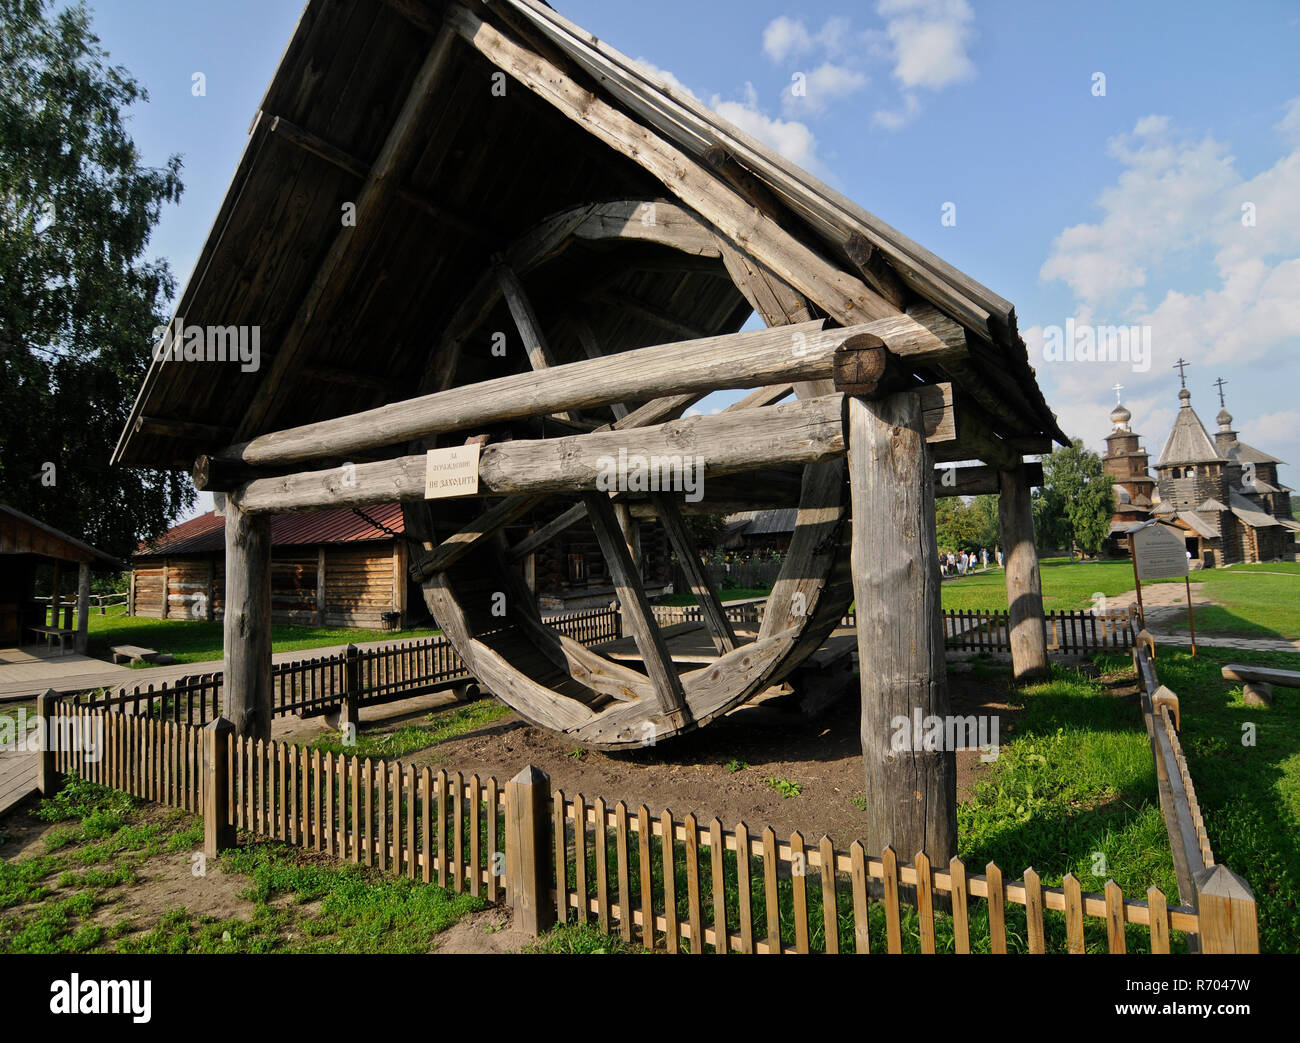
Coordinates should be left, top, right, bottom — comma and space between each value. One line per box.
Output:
939, 559, 1138, 613
0, 777, 482, 953
1138, 645, 1300, 953
84, 606, 442, 666
307, 698, 514, 759
1151, 565, 1300, 641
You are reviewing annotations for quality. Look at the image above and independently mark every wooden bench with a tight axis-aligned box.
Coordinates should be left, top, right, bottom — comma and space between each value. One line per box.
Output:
111, 644, 160, 665
25, 624, 76, 655
1221, 663, 1300, 707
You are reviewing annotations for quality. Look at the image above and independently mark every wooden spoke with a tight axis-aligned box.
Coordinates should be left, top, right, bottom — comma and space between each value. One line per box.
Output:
493, 256, 576, 422
651, 493, 737, 654
583, 492, 687, 718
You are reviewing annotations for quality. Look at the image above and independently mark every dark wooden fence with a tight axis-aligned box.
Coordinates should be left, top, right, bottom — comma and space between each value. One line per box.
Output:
944, 607, 1137, 655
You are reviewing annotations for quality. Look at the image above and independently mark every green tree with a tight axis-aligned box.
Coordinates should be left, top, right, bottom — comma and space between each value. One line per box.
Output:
1037, 440, 1115, 559
0, 0, 190, 558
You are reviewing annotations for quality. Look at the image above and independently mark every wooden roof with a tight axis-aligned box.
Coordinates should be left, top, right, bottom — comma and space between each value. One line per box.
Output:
0, 504, 123, 568
113, 0, 1067, 472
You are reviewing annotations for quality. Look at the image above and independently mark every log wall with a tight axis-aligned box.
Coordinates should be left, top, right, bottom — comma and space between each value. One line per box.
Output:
132, 542, 402, 629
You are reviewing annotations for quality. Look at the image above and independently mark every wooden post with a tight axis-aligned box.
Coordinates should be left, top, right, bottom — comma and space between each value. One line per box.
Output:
505, 764, 555, 936
35, 688, 63, 796
1194, 864, 1259, 953
203, 718, 237, 858
338, 644, 361, 733
49, 561, 61, 627
847, 392, 956, 865
1128, 533, 1145, 628
160, 559, 169, 619
74, 561, 90, 655
223, 499, 273, 741
128, 568, 136, 617
316, 547, 327, 626
998, 464, 1050, 683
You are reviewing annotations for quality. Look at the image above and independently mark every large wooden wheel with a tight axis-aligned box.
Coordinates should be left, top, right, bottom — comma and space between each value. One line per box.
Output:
404, 201, 855, 749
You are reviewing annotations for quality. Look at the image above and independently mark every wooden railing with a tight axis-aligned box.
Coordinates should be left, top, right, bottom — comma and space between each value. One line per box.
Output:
1131, 634, 1254, 950
943, 607, 1137, 655
36, 697, 1258, 953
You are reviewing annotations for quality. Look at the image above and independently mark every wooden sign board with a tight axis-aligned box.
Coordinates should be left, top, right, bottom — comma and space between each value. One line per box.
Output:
1133, 523, 1189, 581
424, 445, 480, 499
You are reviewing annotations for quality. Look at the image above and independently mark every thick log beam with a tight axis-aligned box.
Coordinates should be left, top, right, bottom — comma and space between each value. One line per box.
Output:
231, 394, 853, 514
935, 461, 1043, 498
223, 499, 273, 741
848, 391, 955, 865
216, 311, 961, 469
999, 463, 1050, 683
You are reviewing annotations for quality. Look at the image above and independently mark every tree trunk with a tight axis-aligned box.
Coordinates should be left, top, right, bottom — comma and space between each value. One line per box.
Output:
223, 499, 273, 741
999, 465, 1050, 683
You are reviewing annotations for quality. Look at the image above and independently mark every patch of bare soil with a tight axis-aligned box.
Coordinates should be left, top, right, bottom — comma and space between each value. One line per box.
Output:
372, 667, 1026, 845
432, 906, 531, 954
91, 849, 257, 932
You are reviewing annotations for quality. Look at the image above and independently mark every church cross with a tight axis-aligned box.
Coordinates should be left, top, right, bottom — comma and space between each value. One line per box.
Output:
1213, 377, 1228, 408
1173, 357, 1190, 388
1112, 383, 1124, 403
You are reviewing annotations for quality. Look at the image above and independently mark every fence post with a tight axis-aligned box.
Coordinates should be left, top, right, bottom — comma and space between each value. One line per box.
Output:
35, 688, 64, 796
203, 717, 237, 859
505, 765, 555, 937
1194, 864, 1259, 953
339, 644, 361, 732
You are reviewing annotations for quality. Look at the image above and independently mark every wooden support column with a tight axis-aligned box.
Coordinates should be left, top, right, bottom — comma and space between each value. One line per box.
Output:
316, 548, 326, 625
998, 463, 1050, 683
128, 568, 136, 617
49, 562, 61, 626
847, 391, 955, 865
203, 718, 237, 857
160, 559, 169, 619
74, 561, 90, 655
223, 499, 273, 742
35, 689, 64, 796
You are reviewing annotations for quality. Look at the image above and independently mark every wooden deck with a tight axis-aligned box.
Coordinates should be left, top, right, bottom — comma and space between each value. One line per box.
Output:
0, 645, 136, 702
0, 750, 38, 818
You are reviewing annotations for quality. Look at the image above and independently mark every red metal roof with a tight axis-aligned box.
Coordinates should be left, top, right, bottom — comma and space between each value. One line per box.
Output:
137, 503, 405, 558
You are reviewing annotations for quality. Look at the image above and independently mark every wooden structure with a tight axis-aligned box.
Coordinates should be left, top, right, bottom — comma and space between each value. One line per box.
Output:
111, 0, 1067, 862
130, 504, 414, 628
0, 503, 122, 655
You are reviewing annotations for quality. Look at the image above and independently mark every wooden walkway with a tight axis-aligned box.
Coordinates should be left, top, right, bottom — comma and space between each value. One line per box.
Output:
0, 750, 38, 818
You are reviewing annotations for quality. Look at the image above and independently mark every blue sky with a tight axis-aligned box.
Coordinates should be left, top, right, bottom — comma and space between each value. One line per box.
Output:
83, 0, 1300, 514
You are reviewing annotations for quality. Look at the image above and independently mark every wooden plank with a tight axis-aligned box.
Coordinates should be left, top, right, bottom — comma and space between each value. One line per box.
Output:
436, 768, 447, 886
573, 793, 588, 925
412, 765, 423, 883
950, 857, 970, 954
987, 862, 1006, 953
915, 851, 935, 954
485, 775, 498, 902
762, 826, 780, 954
709, 818, 727, 954
1147, 886, 1170, 954
638, 806, 654, 950
653, 493, 736, 654
1064, 873, 1085, 954
735, 821, 754, 954
882, 847, 902, 954
850, 842, 870, 955
594, 796, 610, 935
615, 802, 632, 942
553, 790, 566, 919
684, 813, 703, 954
1105, 880, 1127, 953
819, 836, 839, 955
661, 809, 679, 953
1025, 866, 1045, 954
363, 757, 374, 868
451, 769, 464, 890
790, 831, 810, 954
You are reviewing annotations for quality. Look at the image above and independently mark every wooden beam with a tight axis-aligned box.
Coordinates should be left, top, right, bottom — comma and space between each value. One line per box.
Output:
848, 390, 955, 864
935, 461, 1043, 498
231, 393, 851, 514
572, 318, 628, 419
134, 415, 232, 443
235, 24, 459, 439
594, 290, 708, 342
218, 312, 960, 469
999, 463, 1050, 683
223, 499, 272, 741
584, 491, 688, 720
74, 561, 90, 655
303, 364, 403, 396
449, 5, 898, 326
652, 493, 737, 654
844, 232, 909, 311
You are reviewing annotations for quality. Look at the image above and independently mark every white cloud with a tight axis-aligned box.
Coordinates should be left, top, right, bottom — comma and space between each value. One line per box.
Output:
785, 62, 870, 116
710, 83, 826, 172
762, 16, 814, 62
878, 0, 977, 92
872, 91, 921, 130
629, 58, 700, 101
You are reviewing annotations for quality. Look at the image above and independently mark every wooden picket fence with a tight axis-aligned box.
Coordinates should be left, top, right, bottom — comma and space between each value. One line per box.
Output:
944, 607, 1137, 655
36, 694, 1257, 953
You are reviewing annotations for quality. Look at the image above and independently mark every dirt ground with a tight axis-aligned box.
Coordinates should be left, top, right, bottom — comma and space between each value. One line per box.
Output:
329, 663, 1025, 844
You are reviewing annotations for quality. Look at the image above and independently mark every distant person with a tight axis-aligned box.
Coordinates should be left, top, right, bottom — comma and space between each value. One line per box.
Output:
995, 546, 1004, 568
